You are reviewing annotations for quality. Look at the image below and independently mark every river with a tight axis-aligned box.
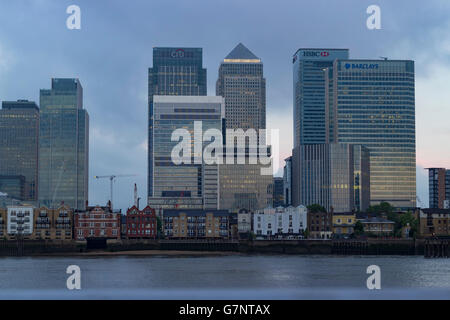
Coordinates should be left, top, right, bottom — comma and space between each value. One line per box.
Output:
0, 254, 449, 299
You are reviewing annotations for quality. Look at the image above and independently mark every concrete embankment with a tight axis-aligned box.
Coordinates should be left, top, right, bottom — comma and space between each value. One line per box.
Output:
0, 238, 427, 257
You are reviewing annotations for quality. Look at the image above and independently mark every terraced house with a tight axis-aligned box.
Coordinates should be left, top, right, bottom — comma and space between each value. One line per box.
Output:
33, 205, 73, 240
126, 205, 157, 239
332, 212, 356, 238
163, 209, 231, 239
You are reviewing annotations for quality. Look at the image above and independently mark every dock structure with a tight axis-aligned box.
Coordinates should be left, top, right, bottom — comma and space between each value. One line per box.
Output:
424, 239, 450, 258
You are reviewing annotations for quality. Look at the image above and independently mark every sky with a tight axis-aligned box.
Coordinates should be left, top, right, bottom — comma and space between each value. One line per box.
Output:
1, 0, 450, 211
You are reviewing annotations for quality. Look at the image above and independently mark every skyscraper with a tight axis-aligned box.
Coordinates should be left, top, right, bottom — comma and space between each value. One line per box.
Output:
148, 95, 224, 210
216, 43, 266, 131
0, 100, 39, 201
216, 43, 272, 211
428, 168, 450, 209
39, 78, 89, 210
326, 59, 416, 208
292, 143, 365, 213
292, 48, 349, 147
148, 47, 207, 199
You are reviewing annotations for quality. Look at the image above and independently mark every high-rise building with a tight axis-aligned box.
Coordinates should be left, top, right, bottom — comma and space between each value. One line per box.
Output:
216, 43, 272, 211
216, 43, 266, 131
39, 78, 89, 210
0, 100, 39, 201
273, 177, 284, 207
292, 48, 349, 147
283, 156, 292, 206
326, 59, 416, 208
148, 95, 224, 211
353, 145, 371, 212
427, 168, 450, 209
292, 143, 369, 213
148, 47, 207, 199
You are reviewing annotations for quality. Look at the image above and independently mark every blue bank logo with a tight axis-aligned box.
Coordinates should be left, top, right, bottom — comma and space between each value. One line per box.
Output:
345, 63, 379, 70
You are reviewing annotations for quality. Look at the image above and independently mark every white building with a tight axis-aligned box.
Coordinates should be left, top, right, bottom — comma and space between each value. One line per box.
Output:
237, 209, 252, 234
7, 206, 34, 236
253, 205, 307, 239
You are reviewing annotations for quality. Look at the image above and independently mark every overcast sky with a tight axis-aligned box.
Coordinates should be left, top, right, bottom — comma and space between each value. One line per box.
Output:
1, 0, 450, 211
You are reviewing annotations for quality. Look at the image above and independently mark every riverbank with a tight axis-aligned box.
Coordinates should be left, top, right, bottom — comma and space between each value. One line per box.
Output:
39, 250, 241, 257
0, 238, 428, 257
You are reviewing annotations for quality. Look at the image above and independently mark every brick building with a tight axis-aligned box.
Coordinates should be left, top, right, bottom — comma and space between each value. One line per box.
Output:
34, 205, 73, 240
74, 205, 121, 241
419, 208, 450, 237
307, 210, 332, 239
126, 205, 157, 239
163, 209, 231, 239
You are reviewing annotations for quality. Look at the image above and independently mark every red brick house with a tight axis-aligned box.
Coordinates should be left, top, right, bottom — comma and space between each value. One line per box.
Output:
74, 205, 121, 240
126, 205, 157, 239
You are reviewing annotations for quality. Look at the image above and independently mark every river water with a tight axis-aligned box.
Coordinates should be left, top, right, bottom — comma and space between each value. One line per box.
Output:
0, 254, 449, 299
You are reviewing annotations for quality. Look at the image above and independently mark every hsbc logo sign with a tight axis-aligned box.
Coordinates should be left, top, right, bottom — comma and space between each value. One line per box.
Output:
302, 51, 330, 57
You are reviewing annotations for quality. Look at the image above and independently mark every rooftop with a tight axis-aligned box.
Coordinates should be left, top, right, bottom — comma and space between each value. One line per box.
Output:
224, 43, 260, 63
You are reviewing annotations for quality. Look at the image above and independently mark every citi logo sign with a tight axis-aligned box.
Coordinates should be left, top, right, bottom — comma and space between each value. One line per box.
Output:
171, 49, 185, 58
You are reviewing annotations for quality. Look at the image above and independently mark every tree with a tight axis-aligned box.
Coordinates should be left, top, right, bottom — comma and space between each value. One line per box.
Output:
156, 216, 163, 238
354, 220, 364, 236
307, 204, 327, 213
366, 201, 395, 217
302, 228, 310, 239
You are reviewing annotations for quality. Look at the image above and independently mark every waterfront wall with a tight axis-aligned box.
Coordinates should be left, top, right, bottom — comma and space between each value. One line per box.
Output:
0, 238, 427, 256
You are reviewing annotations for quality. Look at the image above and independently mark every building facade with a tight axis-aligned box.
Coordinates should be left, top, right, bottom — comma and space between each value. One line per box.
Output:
216, 43, 272, 211
39, 78, 89, 210
326, 60, 416, 208
148, 95, 224, 210
216, 43, 266, 131
419, 208, 450, 237
74, 205, 121, 240
237, 208, 252, 236
0, 208, 5, 238
283, 156, 292, 206
358, 216, 395, 236
219, 163, 273, 211
163, 209, 231, 239
6, 205, 34, 239
292, 143, 368, 212
332, 212, 356, 238
126, 205, 157, 239
273, 177, 284, 207
427, 168, 450, 209
353, 145, 371, 212
33, 205, 73, 241
0, 100, 39, 201
307, 210, 332, 239
148, 47, 207, 199
292, 48, 349, 147
254, 205, 307, 239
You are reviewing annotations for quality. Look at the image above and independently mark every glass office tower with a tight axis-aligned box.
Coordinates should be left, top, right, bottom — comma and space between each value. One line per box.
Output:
39, 78, 89, 210
148, 47, 207, 199
292, 48, 349, 147
326, 60, 416, 208
216, 43, 266, 131
0, 100, 39, 201
292, 143, 359, 213
148, 95, 224, 210
216, 43, 272, 211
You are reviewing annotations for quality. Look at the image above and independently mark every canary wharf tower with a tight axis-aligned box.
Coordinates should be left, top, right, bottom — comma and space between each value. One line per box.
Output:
148, 48, 207, 199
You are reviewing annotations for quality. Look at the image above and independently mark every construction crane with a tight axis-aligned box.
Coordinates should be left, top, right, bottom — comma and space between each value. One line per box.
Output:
94, 174, 136, 209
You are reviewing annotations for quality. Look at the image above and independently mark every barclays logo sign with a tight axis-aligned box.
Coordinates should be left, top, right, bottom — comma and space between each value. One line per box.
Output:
345, 63, 379, 70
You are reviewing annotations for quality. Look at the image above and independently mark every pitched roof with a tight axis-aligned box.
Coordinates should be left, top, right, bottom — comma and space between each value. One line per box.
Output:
224, 43, 259, 60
